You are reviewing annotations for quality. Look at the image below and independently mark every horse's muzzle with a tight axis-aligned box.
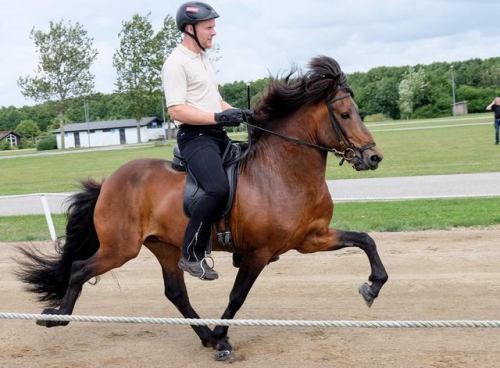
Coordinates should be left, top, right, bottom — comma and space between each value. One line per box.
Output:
352, 149, 383, 171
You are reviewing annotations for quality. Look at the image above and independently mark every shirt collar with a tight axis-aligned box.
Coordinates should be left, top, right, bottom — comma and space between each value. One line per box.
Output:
179, 43, 205, 59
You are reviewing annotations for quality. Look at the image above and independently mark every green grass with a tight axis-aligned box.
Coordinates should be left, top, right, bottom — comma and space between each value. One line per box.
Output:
1, 114, 498, 195
1, 197, 499, 242
331, 197, 500, 232
0, 148, 37, 156
0, 143, 176, 194
1, 114, 499, 241
0, 214, 67, 242
327, 114, 499, 179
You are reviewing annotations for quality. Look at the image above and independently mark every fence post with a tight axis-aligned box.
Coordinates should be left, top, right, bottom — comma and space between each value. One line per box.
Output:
40, 195, 57, 242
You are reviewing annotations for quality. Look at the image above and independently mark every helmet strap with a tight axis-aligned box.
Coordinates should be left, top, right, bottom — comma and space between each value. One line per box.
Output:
184, 25, 206, 52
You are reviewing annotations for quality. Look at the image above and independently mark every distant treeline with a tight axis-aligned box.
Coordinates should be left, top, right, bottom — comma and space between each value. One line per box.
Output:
349, 56, 499, 120
0, 57, 498, 132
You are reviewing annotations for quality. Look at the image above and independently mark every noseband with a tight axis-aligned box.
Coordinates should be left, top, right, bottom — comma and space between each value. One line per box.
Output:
243, 92, 375, 165
325, 93, 375, 165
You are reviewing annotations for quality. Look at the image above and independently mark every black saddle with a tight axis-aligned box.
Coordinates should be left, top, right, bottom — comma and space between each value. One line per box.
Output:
172, 140, 245, 224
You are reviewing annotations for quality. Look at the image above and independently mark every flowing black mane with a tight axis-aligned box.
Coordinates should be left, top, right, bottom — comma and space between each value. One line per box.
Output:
250, 55, 349, 142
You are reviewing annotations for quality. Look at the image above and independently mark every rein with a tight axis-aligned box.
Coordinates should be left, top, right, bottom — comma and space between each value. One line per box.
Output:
242, 93, 375, 165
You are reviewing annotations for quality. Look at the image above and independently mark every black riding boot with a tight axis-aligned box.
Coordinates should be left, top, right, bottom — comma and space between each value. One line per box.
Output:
179, 221, 218, 280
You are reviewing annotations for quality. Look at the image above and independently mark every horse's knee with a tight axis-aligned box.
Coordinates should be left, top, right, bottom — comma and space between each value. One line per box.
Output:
345, 231, 376, 250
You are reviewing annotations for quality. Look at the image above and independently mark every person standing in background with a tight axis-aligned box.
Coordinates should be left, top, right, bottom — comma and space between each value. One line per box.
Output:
486, 97, 500, 145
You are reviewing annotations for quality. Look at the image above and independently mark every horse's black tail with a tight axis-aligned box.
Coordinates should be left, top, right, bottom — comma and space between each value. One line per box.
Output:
16, 179, 102, 307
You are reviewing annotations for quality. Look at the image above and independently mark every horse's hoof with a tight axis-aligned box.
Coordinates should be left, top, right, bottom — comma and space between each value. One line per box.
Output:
36, 308, 70, 328
213, 337, 233, 361
214, 349, 233, 361
358, 283, 376, 308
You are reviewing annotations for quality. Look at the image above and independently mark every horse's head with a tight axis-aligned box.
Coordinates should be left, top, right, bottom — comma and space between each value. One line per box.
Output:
309, 57, 383, 171
250, 55, 383, 170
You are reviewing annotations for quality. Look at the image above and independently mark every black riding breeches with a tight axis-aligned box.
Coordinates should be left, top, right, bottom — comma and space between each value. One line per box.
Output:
177, 125, 230, 261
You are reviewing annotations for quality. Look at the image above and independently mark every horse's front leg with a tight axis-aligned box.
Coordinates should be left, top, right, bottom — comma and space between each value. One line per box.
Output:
211, 251, 269, 361
145, 242, 214, 348
297, 228, 388, 307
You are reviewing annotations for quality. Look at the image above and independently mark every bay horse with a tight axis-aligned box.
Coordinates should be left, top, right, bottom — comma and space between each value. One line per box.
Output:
17, 55, 388, 361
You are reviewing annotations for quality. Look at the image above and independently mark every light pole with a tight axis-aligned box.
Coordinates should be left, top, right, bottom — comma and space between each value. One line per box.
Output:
451, 65, 456, 116
161, 94, 169, 140
84, 100, 90, 147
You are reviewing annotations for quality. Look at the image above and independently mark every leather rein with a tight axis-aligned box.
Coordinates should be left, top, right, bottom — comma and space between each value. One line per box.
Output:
242, 92, 375, 166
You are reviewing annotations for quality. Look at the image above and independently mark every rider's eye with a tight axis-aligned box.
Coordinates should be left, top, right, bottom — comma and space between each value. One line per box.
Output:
340, 112, 350, 119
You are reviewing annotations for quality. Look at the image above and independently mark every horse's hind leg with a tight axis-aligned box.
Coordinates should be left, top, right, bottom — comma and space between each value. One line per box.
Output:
145, 241, 214, 347
40, 243, 141, 327
298, 229, 388, 307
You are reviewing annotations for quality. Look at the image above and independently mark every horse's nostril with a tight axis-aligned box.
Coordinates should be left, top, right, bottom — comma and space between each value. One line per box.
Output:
370, 154, 381, 163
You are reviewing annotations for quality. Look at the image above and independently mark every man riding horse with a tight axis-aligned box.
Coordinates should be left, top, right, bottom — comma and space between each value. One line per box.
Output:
161, 2, 250, 280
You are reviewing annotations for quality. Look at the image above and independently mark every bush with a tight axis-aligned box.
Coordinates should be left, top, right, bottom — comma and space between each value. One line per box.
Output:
36, 135, 57, 151
412, 105, 449, 119
364, 113, 392, 122
0, 140, 11, 150
18, 138, 35, 149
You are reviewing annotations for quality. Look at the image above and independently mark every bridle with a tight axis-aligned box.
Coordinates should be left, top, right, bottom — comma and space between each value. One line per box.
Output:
242, 91, 376, 166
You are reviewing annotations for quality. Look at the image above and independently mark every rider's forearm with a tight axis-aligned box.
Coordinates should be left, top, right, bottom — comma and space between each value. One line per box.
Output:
221, 100, 233, 111
168, 104, 217, 125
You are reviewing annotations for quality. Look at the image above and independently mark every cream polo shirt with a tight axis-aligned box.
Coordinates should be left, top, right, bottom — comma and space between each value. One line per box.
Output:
161, 44, 222, 124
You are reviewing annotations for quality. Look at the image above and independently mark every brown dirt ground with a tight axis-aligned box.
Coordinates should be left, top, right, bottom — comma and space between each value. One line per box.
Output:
1, 227, 500, 368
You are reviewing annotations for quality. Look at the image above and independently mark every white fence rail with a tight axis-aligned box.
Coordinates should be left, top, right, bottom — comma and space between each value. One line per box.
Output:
0, 193, 71, 241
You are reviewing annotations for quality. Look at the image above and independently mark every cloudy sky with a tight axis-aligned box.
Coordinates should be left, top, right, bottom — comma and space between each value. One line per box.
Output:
1, 0, 499, 107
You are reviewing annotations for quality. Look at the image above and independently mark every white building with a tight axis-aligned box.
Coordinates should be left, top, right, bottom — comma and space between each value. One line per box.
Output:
53, 117, 171, 149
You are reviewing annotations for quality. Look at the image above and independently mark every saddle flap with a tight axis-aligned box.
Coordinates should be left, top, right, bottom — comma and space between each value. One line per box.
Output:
172, 145, 186, 171
181, 142, 243, 218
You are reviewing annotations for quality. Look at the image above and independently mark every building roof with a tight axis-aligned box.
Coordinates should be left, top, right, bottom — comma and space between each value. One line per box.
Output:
0, 131, 20, 140
53, 117, 162, 133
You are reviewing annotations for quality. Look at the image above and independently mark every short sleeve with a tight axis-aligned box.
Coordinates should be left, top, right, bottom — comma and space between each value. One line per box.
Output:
161, 59, 187, 107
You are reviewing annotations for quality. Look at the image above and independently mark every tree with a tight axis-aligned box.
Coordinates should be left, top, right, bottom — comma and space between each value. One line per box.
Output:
398, 79, 413, 119
18, 20, 98, 149
152, 15, 182, 73
15, 119, 41, 143
398, 67, 429, 119
113, 13, 181, 142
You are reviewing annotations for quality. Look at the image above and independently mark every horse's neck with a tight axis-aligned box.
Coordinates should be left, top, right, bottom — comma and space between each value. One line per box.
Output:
244, 133, 328, 188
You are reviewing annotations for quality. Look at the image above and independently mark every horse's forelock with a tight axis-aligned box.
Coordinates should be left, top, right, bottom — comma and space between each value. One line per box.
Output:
308, 56, 347, 94
308, 55, 342, 78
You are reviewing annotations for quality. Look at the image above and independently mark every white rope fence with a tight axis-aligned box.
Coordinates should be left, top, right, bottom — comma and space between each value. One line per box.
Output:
1, 313, 500, 328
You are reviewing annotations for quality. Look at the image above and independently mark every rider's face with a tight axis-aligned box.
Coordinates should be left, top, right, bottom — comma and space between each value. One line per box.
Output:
193, 19, 216, 49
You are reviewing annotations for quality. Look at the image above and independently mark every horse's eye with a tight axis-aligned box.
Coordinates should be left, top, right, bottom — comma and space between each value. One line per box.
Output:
340, 112, 350, 119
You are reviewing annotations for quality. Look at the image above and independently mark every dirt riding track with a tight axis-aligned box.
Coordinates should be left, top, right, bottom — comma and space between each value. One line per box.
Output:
2, 227, 500, 367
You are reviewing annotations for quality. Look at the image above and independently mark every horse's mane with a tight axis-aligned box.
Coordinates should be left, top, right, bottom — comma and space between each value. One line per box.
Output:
250, 55, 349, 142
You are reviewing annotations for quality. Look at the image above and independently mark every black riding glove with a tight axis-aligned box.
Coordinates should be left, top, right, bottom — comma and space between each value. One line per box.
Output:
214, 108, 250, 127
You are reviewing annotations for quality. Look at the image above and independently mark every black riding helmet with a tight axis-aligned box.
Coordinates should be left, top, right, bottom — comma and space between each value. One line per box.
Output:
176, 2, 219, 51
